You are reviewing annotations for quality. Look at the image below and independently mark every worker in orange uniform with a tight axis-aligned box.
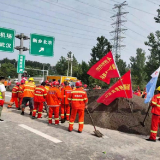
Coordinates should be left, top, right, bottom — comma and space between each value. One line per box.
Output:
68, 81, 88, 133
61, 81, 72, 123
146, 86, 160, 142
21, 77, 36, 115
8, 82, 20, 109
17, 80, 25, 110
32, 82, 47, 119
46, 81, 62, 125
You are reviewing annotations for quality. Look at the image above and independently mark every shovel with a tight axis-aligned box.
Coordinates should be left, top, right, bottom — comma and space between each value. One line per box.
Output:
140, 104, 151, 127
86, 108, 103, 137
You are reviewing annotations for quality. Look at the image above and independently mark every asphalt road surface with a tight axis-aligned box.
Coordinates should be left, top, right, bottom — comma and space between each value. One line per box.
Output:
0, 92, 160, 160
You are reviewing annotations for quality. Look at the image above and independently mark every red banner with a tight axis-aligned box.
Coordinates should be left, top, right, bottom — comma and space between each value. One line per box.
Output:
97, 70, 132, 105
87, 51, 120, 84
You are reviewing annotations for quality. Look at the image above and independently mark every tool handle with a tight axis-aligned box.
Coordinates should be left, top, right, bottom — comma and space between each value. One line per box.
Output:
143, 105, 151, 123
86, 108, 97, 131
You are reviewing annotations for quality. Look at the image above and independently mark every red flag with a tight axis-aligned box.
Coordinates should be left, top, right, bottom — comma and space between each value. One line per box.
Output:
87, 51, 120, 84
97, 70, 132, 105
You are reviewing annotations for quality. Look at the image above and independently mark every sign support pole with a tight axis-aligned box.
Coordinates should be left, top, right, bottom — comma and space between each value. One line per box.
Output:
15, 33, 29, 82
18, 33, 24, 82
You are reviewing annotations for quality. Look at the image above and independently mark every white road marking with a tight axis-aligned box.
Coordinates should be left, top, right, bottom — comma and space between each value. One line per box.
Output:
19, 124, 62, 143
5, 95, 11, 97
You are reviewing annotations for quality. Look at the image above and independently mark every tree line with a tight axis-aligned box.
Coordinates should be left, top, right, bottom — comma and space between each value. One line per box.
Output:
0, 6, 159, 90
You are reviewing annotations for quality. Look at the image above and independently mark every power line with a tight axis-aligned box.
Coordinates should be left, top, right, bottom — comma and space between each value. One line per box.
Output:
0, 8, 109, 36
128, 5, 156, 16
146, 0, 160, 5
98, 0, 115, 6
0, 15, 101, 41
16, 0, 111, 29
0, 1, 110, 32
0, 20, 95, 47
74, 0, 114, 14
41, 0, 111, 22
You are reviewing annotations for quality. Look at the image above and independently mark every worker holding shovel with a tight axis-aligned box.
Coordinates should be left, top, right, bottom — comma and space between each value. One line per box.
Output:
146, 86, 160, 142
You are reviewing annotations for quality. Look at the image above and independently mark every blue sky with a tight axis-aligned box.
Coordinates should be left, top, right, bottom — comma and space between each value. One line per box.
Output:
0, 0, 159, 66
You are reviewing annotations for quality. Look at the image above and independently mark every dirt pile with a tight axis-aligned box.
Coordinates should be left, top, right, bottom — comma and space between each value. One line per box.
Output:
83, 89, 152, 135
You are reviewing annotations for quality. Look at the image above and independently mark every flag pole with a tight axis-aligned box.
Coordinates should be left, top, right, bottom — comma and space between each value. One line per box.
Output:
114, 56, 133, 112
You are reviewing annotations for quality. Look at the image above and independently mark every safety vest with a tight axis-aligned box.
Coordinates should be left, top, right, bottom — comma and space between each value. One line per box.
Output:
23, 82, 36, 98
0, 83, 3, 100
68, 88, 88, 109
151, 94, 160, 115
61, 86, 72, 104
46, 87, 62, 107
34, 86, 47, 102
12, 86, 19, 98
18, 84, 24, 98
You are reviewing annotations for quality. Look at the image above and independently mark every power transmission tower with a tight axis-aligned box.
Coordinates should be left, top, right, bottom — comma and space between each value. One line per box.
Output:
110, 1, 128, 61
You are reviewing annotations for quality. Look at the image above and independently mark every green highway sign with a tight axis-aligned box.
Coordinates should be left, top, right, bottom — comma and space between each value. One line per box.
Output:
30, 33, 55, 57
0, 27, 15, 53
17, 54, 25, 74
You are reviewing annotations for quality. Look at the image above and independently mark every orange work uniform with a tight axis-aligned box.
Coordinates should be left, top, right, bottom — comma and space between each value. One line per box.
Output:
18, 84, 24, 107
61, 86, 72, 121
22, 82, 36, 109
68, 88, 88, 132
8, 85, 19, 108
46, 87, 61, 124
32, 86, 47, 118
149, 94, 160, 140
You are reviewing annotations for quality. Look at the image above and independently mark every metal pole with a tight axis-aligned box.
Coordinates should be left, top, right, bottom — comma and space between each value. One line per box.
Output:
18, 33, 24, 82
71, 53, 73, 77
43, 64, 44, 81
67, 57, 69, 77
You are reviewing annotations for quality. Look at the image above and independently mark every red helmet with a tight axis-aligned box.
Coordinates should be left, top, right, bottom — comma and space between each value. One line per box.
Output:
52, 81, 57, 86
75, 81, 82, 87
55, 81, 59, 85
45, 80, 49, 84
16, 82, 20, 86
61, 83, 65, 86
84, 84, 87, 88
49, 83, 52, 86
21, 80, 25, 84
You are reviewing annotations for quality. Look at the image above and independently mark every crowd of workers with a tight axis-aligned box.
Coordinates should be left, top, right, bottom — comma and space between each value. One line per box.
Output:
4, 78, 88, 133
133, 87, 147, 98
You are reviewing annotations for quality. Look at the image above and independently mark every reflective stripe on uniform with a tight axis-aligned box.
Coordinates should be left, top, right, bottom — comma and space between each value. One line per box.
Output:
66, 114, 70, 116
84, 98, 87, 100
61, 114, 64, 116
38, 112, 42, 114
24, 89, 34, 92
34, 94, 44, 96
24, 85, 35, 88
79, 122, 84, 124
71, 91, 85, 94
68, 98, 71, 100
157, 96, 160, 98
54, 118, 59, 120
151, 130, 157, 133
152, 101, 157, 105
35, 88, 44, 91
69, 122, 74, 124
48, 105, 60, 107
33, 110, 37, 112
48, 118, 52, 120
157, 104, 160, 107
70, 99, 85, 101
12, 92, 17, 93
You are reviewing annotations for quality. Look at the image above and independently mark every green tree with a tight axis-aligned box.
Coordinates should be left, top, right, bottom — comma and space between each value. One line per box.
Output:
130, 48, 146, 90
154, 7, 160, 23
115, 54, 127, 76
89, 36, 112, 66
145, 31, 160, 86
55, 56, 68, 75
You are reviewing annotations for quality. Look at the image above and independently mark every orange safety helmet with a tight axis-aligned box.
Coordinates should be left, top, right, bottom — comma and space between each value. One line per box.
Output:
75, 81, 82, 87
